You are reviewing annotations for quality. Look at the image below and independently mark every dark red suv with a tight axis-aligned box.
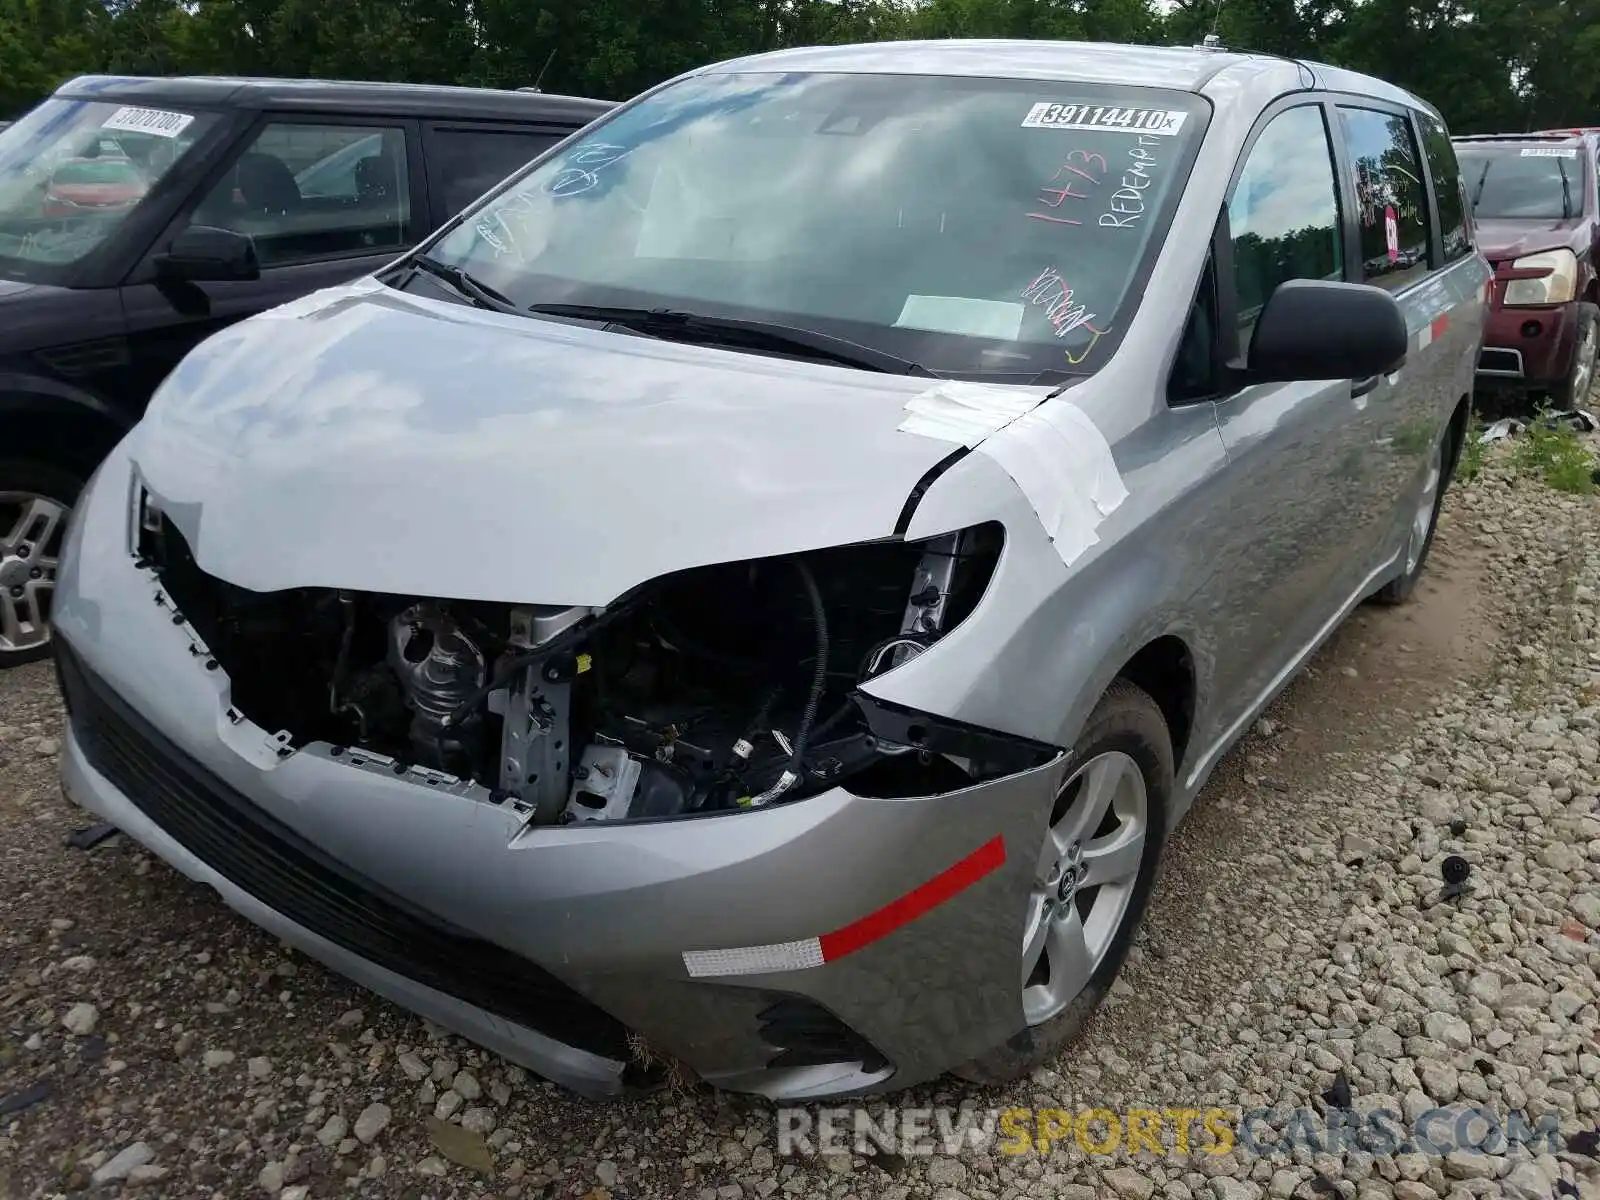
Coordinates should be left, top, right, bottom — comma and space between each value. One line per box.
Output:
1454, 128, 1600, 408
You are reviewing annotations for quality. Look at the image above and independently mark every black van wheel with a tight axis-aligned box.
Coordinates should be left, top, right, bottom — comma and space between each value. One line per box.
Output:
0, 459, 83, 668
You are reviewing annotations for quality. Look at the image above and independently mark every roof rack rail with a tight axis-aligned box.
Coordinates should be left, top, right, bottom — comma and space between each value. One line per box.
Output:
1451, 131, 1580, 142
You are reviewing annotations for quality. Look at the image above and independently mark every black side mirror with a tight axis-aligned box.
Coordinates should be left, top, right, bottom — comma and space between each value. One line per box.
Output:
1245, 279, 1408, 384
155, 226, 260, 283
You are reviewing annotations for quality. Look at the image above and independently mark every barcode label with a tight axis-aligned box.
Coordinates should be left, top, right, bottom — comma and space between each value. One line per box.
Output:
101, 106, 194, 139
1021, 103, 1187, 136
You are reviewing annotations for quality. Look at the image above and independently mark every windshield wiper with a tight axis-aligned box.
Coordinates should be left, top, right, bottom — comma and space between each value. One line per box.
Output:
408, 254, 520, 315
1558, 159, 1574, 219
527, 303, 930, 376
1470, 160, 1491, 211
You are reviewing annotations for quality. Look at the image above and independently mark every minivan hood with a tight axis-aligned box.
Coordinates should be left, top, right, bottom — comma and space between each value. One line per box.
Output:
1474, 215, 1590, 262
129, 282, 978, 606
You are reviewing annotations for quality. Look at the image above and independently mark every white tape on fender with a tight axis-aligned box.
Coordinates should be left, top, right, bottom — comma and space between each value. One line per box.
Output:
898, 382, 1127, 568
977, 403, 1128, 566
897, 380, 1038, 446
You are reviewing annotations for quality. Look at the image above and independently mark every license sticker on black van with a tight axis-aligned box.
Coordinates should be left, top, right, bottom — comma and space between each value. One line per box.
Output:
101, 106, 194, 139
1021, 104, 1187, 136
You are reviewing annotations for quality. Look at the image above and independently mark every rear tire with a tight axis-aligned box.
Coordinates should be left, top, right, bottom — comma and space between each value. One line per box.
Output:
952, 680, 1171, 1085
0, 458, 84, 668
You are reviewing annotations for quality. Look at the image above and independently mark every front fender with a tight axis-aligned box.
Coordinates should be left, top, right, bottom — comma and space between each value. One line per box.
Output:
0, 371, 134, 429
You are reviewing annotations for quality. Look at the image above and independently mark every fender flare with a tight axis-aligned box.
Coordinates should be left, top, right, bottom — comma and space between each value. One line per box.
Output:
0, 371, 135, 430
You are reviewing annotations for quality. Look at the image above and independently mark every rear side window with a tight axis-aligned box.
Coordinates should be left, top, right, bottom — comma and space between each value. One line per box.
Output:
1337, 107, 1431, 292
1228, 104, 1344, 340
425, 127, 563, 218
1416, 112, 1471, 263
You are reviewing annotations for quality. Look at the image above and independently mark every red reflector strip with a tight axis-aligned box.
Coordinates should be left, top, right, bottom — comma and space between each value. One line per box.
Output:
679, 834, 1008, 978
1430, 314, 1450, 341
819, 834, 1007, 961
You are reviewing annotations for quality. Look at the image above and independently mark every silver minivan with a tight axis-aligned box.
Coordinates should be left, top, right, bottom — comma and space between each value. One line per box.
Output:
52, 40, 1488, 1101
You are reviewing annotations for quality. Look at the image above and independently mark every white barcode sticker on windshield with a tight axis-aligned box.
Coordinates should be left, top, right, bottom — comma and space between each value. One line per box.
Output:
1521, 147, 1577, 158
1021, 103, 1187, 136
101, 106, 194, 139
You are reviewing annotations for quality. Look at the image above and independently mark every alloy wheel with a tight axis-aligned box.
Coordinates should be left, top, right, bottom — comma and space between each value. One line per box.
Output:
0, 492, 67, 656
1021, 750, 1149, 1026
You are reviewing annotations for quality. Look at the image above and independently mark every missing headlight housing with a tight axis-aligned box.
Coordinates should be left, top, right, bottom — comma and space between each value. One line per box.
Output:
136, 517, 1015, 822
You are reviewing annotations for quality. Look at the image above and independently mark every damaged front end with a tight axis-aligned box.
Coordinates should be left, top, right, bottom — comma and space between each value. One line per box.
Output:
137, 491, 1044, 825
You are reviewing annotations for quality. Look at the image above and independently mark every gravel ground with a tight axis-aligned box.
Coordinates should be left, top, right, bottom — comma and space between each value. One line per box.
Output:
3, 441, 1600, 1200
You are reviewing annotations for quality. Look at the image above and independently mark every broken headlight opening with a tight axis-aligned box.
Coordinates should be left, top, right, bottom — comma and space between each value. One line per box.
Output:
137, 503, 1050, 824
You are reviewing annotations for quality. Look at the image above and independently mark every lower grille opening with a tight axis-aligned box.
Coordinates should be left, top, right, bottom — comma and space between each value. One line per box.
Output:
55, 636, 631, 1062
759, 996, 889, 1073
1478, 347, 1524, 375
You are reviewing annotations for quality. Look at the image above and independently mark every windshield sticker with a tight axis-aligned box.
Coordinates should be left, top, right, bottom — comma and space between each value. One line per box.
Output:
1022, 103, 1187, 137
1520, 147, 1578, 158
1100, 136, 1162, 229
895, 295, 1025, 340
1021, 267, 1109, 364
546, 142, 630, 197
101, 106, 194, 139
1027, 150, 1107, 225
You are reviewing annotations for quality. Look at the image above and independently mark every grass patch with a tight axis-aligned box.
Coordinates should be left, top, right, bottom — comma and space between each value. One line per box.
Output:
1458, 417, 1487, 482
1510, 412, 1598, 494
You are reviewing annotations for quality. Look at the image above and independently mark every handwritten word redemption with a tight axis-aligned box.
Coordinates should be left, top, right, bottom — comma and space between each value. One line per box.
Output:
1027, 149, 1107, 226
1021, 267, 1108, 365
1100, 134, 1162, 229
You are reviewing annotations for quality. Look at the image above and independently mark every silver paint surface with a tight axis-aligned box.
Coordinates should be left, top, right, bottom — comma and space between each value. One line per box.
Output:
53, 42, 1490, 1098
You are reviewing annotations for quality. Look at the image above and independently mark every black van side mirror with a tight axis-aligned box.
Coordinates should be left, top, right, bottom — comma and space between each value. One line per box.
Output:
155, 226, 261, 283
1245, 279, 1408, 383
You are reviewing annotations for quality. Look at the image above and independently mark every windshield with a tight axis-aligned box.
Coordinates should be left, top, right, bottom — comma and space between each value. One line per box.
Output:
420, 72, 1207, 377
1456, 144, 1585, 220
0, 97, 218, 279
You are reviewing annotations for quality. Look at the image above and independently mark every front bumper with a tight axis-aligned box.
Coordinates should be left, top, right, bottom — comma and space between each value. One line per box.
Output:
53, 449, 1065, 1100
1476, 298, 1579, 386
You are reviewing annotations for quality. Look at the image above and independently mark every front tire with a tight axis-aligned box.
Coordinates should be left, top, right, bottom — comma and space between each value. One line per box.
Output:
1372, 421, 1452, 606
1552, 301, 1599, 412
952, 680, 1171, 1085
0, 459, 83, 668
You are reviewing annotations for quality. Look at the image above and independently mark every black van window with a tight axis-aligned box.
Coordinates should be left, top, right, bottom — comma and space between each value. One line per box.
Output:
427, 127, 562, 218
1337, 107, 1432, 292
189, 122, 414, 266
1416, 112, 1472, 263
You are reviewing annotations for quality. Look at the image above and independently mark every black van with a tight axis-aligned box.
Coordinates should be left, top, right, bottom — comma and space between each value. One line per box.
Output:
0, 75, 610, 665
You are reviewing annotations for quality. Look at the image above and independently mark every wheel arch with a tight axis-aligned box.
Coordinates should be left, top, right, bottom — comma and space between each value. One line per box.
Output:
0, 383, 133, 477
1112, 634, 1198, 774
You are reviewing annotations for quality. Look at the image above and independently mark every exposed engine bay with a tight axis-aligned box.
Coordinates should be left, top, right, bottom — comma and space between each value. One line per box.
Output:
138, 510, 1045, 824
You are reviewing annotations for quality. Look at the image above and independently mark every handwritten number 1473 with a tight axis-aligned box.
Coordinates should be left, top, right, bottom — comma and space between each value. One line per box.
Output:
1028, 150, 1108, 226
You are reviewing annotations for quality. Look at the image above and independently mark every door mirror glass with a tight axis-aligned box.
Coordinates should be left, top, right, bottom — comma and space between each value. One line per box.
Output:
1246, 279, 1407, 382
156, 225, 260, 282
